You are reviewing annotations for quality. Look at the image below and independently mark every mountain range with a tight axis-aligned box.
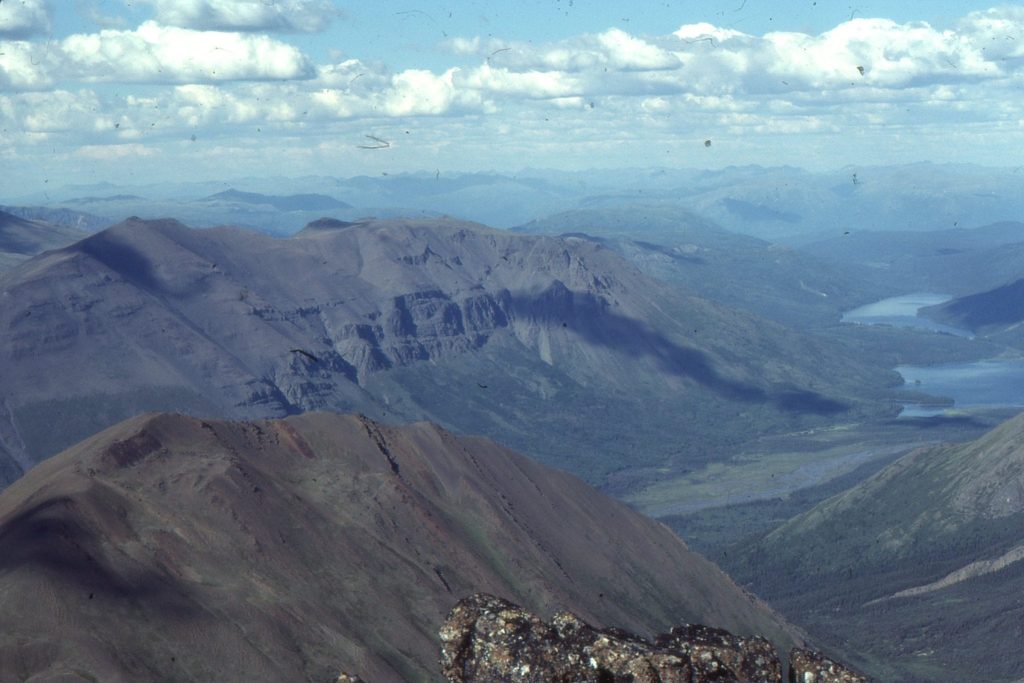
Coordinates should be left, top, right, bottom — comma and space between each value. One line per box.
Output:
516, 204, 890, 327
11, 164, 1024, 241
801, 221, 1024, 296
0, 215, 892, 490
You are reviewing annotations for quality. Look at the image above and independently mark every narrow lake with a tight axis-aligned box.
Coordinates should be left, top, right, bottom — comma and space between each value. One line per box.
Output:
844, 293, 1024, 416
897, 360, 1024, 416
842, 292, 972, 337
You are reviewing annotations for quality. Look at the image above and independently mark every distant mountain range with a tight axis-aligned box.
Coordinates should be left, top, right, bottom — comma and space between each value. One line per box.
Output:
517, 204, 890, 327
0, 411, 802, 682
200, 189, 353, 212
729, 412, 1024, 682
800, 221, 1024, 296
9, 164, 1024, 239
0, 205, 111, 233
0, 216, 892, 490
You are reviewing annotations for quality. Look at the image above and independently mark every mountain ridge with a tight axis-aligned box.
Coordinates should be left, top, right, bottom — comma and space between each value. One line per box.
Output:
729, 411, 1024, 682
0, 410, 803, 682
0, 215, 889, 488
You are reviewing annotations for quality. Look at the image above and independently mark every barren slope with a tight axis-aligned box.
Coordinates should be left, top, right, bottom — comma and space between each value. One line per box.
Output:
0, 411, 801, 682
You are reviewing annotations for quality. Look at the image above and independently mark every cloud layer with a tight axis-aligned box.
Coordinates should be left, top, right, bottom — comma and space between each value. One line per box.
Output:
0, 0, 49, 38
2, 3, 1023, 189
140, 0, 337, 33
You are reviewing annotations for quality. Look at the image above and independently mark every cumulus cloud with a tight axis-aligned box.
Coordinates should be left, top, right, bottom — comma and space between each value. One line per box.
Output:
4, 5, 1024, 185
0, 0, 49, 38
60, 21, 315, 83
0, 40, 57, 90
140, 0, 337, 33
958, 6, 1024, 61
444, 9, 1024, 103
0, 89, 105, 134
457, 64, 580, 99
447, 28, 680, 73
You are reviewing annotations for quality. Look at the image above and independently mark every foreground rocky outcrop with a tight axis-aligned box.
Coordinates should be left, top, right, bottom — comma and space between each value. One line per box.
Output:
788, 649, 869, 683
441, 594, 867, 683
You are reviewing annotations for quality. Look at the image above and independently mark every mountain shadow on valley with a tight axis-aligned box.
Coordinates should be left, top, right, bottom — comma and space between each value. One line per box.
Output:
510, 283, 847, 415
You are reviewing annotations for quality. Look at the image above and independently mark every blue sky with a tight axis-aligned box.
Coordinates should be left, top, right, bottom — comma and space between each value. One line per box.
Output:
2, 1, 1023, 197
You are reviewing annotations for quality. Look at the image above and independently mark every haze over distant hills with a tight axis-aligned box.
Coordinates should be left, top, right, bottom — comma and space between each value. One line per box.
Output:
0, 215, 892, 489
801, 221, 1024, 296
517, 204, 890, 327
9, 164, 1024, 240
730, 413, 1024, 682
0, 411, 801, 682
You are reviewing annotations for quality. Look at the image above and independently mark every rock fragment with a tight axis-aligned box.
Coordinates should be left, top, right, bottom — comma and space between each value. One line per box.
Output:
788, 648, 869, 683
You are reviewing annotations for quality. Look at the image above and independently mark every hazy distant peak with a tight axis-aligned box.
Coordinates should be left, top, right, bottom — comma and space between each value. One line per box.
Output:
202, 189, 352, 212
300, 217, 361, 232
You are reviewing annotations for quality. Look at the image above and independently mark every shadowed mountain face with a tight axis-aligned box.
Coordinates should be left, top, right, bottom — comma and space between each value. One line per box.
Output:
728, 412, 1024, 682
0, 210, 87, 272
0, 216, 891, 487
922, 278, 1024, 340
0, 411, 802, 682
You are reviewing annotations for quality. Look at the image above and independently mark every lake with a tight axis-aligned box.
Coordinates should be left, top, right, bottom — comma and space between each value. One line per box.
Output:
897, 360, 1024, 416
844, 293, 1024, 416
842, 292, 972, 337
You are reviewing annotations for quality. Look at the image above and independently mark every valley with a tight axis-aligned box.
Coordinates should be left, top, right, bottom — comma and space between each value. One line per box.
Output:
4, 164, 1024, 682
8, 2, 1024, 680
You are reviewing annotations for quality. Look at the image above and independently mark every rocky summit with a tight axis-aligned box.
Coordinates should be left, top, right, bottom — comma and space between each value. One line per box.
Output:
440, 594, 867, 683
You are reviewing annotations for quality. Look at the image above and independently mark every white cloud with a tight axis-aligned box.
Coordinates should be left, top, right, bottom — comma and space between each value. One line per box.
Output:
60, 21, 315, 83
0, 40, 57, 90
74, 143, 157, 160
451, 28, 680, 73
140, 0, 337, 33
0, 0, 49, 38
458, 64, 580, 99
958, 6, 1024, 61
0, 89, 105, 133
4, 6, 1024, 188
443, 13, 1024, 105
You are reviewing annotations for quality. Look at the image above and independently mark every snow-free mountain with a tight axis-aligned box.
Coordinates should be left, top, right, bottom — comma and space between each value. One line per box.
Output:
0, 216, 891, 488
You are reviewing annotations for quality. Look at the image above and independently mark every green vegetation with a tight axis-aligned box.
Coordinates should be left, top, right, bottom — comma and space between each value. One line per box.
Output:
713, 413, 1024, 683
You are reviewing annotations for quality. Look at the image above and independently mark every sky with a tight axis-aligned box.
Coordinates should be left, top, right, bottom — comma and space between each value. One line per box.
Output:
2, 0, 1023, 196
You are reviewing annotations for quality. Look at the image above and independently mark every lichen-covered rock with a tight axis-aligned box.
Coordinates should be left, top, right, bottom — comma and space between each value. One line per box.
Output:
440, 593, 782, 682
657, 624, 782, 682
335, 674, 365, 683
788, 648, 869, 683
